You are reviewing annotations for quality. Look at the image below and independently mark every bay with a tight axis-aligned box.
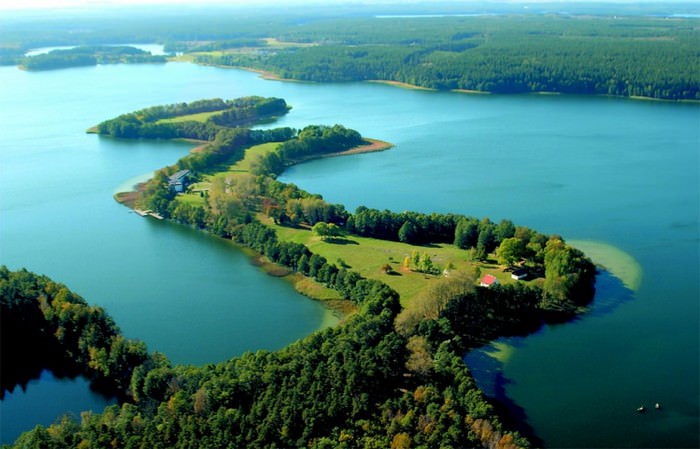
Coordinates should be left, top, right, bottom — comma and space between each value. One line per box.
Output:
0, 61, 697, 447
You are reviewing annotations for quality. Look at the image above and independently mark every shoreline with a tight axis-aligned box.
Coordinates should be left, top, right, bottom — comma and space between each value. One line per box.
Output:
226, 64, 700, 104
287, 138, 393, 165
366, 79, 436, 91
110, 132, 386, 323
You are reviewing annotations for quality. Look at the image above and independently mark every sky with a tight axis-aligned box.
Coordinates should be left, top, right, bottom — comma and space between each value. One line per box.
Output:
0, 0, 697, 10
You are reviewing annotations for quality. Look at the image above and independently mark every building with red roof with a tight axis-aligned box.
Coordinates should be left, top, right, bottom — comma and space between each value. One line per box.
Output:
479, 274, 499, 288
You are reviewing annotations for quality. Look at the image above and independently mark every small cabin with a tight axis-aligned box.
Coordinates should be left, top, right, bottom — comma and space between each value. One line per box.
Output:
511, 268, 528, 280
480, 274, 499, 288
168, 169, 191, 193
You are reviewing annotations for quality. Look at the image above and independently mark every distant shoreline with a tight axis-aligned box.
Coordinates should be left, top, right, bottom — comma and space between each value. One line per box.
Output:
225, 64, 699, 104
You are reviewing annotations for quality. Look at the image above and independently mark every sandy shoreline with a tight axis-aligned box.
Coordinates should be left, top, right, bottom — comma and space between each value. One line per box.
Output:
288, 138, 394, 165
367, 79, 435, 91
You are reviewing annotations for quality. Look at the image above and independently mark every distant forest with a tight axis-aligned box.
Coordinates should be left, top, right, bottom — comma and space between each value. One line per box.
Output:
0, 5, 698, 100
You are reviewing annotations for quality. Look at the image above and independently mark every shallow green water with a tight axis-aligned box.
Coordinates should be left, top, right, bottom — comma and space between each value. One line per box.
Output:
1, 62, 697, 447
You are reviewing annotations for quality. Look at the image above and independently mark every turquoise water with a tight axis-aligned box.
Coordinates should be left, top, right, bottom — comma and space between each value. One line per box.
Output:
0, 62, 697, 447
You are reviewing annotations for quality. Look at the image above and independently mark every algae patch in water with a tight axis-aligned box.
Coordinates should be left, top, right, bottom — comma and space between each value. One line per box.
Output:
569, 239, 642, 291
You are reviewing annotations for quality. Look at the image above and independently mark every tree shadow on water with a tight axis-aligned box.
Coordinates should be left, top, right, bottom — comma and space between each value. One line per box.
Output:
586, 270, 636, 319
464, 347, 544, 447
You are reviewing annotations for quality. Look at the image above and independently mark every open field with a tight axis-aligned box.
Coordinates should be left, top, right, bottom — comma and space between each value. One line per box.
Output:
228, 142, 280, 173
157, 110, 225, 124
262, 216, 526, 304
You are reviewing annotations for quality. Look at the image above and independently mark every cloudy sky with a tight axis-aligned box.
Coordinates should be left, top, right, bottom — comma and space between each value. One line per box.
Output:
1, 0, 697, 11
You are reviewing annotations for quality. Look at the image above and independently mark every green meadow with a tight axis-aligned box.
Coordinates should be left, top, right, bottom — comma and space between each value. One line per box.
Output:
156, 109, 225, 124
175, 141, 531, 304
264, 216, 523, 304
175, 142, 281, 206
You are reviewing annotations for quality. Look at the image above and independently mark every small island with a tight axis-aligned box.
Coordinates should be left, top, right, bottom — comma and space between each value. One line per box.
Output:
19, 45, 166, 71
3, 96, 595, 449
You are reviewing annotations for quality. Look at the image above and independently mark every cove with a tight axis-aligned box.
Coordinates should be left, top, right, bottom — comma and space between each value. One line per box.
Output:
1, 62, 698, 447
1, 371, 118, 444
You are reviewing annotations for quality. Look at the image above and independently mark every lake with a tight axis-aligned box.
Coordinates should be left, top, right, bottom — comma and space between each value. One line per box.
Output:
1, 61, 698, 447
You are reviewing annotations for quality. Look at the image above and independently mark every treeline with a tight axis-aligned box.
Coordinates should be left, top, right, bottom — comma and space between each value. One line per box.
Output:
95, 96, 289, 140
193, 15, 699, 100
0, 266, 161, 400
252, 124, 364, 175
6, 264, 527, 448
21, 46, 166, 71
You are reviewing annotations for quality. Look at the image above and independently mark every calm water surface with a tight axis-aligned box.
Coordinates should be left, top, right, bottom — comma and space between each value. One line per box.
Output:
1, 62, 698, 447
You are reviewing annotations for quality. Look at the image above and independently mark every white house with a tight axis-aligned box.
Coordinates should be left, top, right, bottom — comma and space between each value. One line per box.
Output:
511, 268, 528, 280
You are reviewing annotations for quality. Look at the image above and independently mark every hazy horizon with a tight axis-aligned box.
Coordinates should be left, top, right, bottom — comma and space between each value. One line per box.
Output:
1, 0, 699, 12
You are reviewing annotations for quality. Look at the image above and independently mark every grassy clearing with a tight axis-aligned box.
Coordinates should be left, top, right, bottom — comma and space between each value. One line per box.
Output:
157, 110, 225, 124
174, 142, 282, 205
173, 139, 529, 304
174, 192, 206, 207
229, 142, 280, 173
262, 216, 521, 304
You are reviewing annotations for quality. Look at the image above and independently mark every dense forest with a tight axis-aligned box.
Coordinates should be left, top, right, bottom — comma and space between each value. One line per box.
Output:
0, 267, 156, 401
2, 5, 697, 100
195, 15, 699, 100
2, 265, 531, 449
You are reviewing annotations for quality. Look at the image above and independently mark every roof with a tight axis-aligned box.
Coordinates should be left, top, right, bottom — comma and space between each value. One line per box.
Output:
480, 274, 498, 285
168, 169, 191, 183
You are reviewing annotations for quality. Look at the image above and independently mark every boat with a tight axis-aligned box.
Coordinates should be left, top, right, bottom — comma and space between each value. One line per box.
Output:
637, 406, 646, 412
655, 403, 661, 410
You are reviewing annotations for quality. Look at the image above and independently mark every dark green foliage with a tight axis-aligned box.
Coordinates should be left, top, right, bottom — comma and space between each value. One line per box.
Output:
21, 45, 165, 71
350, 206, 461, 244
6, 265, 527, 449
0, 267, 153, 400
253, 124, 364, 177
202, 15, 699, 100
96, 96, 288, 140
437, 284, 543, 349
542, 238, 597, 308
208, 96, 288, 127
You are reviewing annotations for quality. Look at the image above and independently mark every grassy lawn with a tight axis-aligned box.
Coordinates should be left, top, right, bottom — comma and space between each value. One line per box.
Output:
228, 142, 280, 173
157, 110, 226, 124
175, 142, 282, 205
262, 216, 522, 304
174, 192, 206, 207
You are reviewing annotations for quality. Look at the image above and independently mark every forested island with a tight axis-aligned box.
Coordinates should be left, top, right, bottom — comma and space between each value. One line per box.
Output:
1, 96, 596, 448
19, 46, 166, 71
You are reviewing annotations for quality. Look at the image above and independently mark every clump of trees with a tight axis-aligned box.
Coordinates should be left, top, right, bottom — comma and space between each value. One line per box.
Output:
96, 96, 289, 139
0, 267, 161, 400
21, 45, 166, 71
251, 124, 364, 176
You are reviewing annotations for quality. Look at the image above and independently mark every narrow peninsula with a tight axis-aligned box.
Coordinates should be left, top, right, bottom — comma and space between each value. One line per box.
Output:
4, 96, 595, 449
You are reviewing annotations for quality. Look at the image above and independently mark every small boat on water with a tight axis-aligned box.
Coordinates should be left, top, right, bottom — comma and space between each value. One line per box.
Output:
655, 403, 661, 410
637, 405, 646, 412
